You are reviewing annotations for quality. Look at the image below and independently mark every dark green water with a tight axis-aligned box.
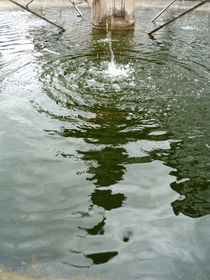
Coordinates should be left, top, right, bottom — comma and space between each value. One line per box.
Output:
0, 6, 210, 280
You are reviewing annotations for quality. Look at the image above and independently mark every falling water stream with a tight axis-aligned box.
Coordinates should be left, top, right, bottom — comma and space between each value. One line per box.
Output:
0, 5, 210, 280
106, 31, 129, 77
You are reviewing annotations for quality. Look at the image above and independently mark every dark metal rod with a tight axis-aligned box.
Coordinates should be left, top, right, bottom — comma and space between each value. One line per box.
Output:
68, 0, 84, 19
26, 0, 34, 8
148, 0, 209, 35
8, 0, 65, 32
151, 0, 177, 22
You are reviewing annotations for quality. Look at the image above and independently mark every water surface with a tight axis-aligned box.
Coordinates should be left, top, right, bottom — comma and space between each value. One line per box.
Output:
0, 7, 210, 280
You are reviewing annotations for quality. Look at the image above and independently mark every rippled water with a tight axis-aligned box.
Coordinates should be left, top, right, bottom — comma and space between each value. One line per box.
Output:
0, 6, 210, 280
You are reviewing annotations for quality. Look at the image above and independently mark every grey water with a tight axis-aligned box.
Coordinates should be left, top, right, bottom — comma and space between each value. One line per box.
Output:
0, 6, 210, 280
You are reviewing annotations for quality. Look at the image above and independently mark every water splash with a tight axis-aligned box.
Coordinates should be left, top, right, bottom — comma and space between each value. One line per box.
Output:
181, 25, 195, 30
105, 61, 131, 77
105, 29, 131, 78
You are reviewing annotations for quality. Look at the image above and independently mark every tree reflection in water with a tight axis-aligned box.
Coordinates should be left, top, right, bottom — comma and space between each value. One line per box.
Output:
78, 147, 127, 187
76, 111, 127, 264
147, 140, 210, 218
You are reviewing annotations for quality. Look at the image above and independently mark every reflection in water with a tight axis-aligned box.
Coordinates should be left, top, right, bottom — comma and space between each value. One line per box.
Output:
66, 113, 129, 263
0, 7, 210, 279
171, 180, 210, 218
79, 217, 106, 235
78, 147, 127, 187
85, 251, 118, 265
91, 189, 125, 210
147, 139, 210, 218
169, 140, 210, 218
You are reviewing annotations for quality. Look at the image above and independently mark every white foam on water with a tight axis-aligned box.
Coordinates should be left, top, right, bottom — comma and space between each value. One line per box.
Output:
181, 25, 195, 30
97, 38, 117, 43
105, 61, 131, 77
43, 48, 60, 55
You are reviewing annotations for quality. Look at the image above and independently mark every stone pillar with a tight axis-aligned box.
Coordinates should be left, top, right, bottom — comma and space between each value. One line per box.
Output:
92, 0, 136, 29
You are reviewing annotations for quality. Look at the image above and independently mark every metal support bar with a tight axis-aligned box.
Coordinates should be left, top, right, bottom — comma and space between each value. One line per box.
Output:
148, 0, 209, 36
151, 0, 177, 22
26, 0, 34, 8
68, 0, 84, 19
8, 0, 65, 32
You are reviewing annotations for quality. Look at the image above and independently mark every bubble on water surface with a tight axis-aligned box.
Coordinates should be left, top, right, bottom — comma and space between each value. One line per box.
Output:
181, 25, 195, 30
105, 61, 132, 77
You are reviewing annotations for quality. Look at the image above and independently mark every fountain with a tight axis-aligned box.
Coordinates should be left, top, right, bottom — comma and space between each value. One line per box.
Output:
92, 0, 136, 29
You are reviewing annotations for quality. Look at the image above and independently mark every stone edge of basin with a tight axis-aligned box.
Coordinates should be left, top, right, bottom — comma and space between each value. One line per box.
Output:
1, 0, 210, 12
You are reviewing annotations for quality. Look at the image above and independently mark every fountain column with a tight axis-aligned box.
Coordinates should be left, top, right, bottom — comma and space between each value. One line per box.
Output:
92, 0, 136, 29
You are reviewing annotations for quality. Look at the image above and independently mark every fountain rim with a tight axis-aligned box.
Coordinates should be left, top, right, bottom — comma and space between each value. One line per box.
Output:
1, 0, 210, 12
